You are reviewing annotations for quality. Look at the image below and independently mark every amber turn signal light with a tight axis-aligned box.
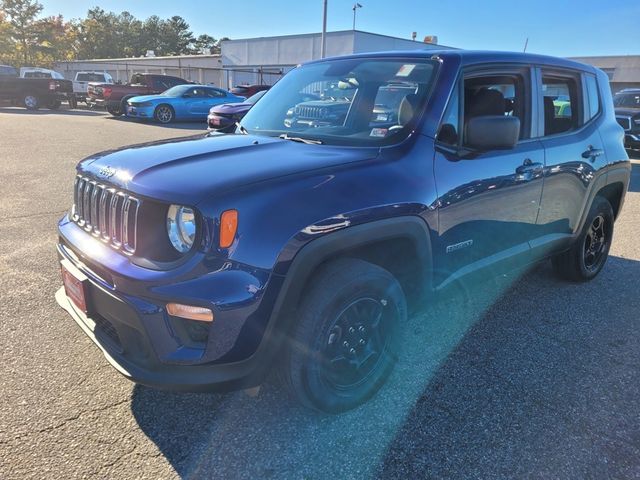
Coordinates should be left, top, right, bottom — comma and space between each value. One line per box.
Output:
166, 303, 214, 322
220, 209, 238, 248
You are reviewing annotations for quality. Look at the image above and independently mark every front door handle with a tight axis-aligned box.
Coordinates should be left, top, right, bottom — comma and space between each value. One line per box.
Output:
581, 145, 604, 160
516, 159, 544, 177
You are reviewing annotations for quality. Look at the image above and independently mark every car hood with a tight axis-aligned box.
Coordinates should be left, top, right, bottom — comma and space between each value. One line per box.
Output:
128, 94, 174, 103
615, 107, 640, 117
210, 102, 252, 114
78, 134, 380, 204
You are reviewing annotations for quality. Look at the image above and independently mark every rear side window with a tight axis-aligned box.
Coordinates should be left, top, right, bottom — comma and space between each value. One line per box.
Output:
584, 74, 600, 121
541, 72, 581, 136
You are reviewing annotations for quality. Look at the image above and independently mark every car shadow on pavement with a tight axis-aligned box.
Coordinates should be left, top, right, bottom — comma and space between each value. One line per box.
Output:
628, 160, 640, 192
105, 115, 209, 131
0, 106, 107, 116
131, 255, 640, 479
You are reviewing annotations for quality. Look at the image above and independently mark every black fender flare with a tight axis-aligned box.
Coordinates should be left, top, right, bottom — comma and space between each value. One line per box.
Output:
256, 216, 433, 364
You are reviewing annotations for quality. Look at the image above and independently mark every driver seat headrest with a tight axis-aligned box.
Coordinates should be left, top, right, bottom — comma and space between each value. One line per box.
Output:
398, 94, 420, 125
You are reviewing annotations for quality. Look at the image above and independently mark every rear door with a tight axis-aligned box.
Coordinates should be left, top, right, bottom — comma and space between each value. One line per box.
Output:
532, 67, 608, 258
433, 65, 545, 287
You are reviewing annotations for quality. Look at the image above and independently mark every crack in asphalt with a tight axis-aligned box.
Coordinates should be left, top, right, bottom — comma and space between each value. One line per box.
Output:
0, 398, 130, 446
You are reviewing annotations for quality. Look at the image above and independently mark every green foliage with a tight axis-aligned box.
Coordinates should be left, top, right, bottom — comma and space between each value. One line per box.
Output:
0, 4, 226, 67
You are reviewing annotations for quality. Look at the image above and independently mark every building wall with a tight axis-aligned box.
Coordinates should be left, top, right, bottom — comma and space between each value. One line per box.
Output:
220, 30, 454, 89
570, 55, 640, 93
55, 55, 224, 86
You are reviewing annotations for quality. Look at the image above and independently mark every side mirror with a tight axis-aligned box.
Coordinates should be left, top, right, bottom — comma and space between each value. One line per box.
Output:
465, 115, 520, 150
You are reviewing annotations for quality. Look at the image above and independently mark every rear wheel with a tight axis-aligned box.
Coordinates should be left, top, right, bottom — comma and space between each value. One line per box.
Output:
552, 196, 614, 282
23, 93, 39, 110
154, 104, 175, 124
282, 258, 407, 413
106, 104, 123, 116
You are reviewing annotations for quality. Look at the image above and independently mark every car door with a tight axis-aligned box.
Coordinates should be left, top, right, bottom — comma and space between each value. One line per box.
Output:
201, 88, 228, 115
433, 66, 545, 287
531, 67, 608, 258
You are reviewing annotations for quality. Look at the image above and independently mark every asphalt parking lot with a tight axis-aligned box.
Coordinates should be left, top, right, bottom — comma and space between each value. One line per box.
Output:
0, 106, 639, 479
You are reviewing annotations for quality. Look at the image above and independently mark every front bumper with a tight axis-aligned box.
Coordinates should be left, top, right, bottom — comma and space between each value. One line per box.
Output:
56, 217, 283, 392
55, 286, 270, 392
126, 104, 155, 119
207, 114, 235, 131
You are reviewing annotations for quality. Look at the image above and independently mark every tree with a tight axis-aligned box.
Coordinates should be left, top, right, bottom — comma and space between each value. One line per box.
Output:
193, 34, 216, 54
161, 16, 194, 55
1, 0, 43, 64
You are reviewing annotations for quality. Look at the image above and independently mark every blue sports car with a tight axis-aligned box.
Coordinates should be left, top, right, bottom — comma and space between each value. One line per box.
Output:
125, 84, 245, 124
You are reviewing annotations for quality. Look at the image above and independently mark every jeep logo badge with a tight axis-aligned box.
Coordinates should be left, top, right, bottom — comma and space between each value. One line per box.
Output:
98, 166, 116, 178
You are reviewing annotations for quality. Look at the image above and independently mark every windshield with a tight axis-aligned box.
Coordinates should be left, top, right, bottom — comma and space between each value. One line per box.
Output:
614, 93, 640, 108
240, 57, 438, 146
246, 90, 267, 104
161, 85, 192, 97
77, 73, 107, 82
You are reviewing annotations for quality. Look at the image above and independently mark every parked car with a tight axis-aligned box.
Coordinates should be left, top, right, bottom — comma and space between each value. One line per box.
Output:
56, 50, 630, 413
70, 71, 114, 108
207, 90, 269, 132
19, 67, 65, 79
229, 84, 271, 98
87, 73, 189, 116
613, 88, 640, 151
0, 64, 72, 109
126, 84, 245, 124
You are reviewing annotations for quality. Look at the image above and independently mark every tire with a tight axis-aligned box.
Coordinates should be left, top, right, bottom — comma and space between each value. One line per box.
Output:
154, 104, 175, 124
47, 99, 61, 110
68, 96, 77, 109
552, 196, 614, 282
106, 104, 123, 116
282, 258, 407, 413
23, 93, 39, 110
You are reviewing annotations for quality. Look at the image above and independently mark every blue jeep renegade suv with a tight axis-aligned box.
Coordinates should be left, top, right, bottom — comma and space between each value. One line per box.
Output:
56, 50, 630, 413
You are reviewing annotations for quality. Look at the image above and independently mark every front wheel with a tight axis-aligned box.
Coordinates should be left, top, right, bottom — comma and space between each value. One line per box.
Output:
106, 104, 123, 116
154, 104, 175, 124
282, 258, 407, 413
552, 196, 614, 282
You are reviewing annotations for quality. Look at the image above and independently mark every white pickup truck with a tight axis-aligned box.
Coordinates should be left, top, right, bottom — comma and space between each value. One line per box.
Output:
70, 71, 114, 107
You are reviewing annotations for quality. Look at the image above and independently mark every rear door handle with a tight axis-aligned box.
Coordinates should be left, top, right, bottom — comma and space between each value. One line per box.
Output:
582, 145, 604, 160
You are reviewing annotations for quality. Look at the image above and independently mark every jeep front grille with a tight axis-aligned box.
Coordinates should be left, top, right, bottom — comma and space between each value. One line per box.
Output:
294, 105, 326, 119
71, 175, 140, 254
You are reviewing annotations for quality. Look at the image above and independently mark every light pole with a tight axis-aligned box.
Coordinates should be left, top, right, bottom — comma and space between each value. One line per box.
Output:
321, 0, 328, 59
352, 3, 362, 31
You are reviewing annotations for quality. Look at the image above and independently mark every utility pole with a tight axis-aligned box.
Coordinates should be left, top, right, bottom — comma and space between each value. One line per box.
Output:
321, 0, 328, 59
352, 3, 363, 31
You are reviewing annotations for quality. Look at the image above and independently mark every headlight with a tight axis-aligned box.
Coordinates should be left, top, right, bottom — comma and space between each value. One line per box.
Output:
167, 205, 196, 253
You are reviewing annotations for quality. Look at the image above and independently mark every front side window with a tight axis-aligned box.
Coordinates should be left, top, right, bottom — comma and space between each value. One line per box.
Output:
541, 72, 581, 136
240, 58, 438, 146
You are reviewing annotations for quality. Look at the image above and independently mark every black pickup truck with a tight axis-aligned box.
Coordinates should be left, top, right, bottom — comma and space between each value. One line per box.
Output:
0, 64, 73, 110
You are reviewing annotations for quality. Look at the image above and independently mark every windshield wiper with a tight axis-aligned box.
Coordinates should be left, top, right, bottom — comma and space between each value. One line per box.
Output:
235, 122, 248, 135
278, 133, 323, 145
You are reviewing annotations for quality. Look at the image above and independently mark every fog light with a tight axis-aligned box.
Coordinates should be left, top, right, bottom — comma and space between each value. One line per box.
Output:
166, 303, 214, 322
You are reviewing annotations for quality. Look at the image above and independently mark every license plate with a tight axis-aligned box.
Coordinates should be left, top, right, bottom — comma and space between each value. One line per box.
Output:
128, 107, 135, 114
61, 260, 89, 313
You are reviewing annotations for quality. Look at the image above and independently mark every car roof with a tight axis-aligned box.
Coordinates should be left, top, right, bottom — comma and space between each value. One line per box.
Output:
306, 49, 597, 73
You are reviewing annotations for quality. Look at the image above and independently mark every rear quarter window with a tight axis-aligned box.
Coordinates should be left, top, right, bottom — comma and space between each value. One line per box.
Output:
584, 74, 600, 121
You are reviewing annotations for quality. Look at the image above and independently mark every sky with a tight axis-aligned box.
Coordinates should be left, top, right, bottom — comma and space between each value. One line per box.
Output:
40, 0, 640, 57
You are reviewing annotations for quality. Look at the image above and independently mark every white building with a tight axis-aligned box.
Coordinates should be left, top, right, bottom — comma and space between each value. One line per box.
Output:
55, 30, 454, 88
